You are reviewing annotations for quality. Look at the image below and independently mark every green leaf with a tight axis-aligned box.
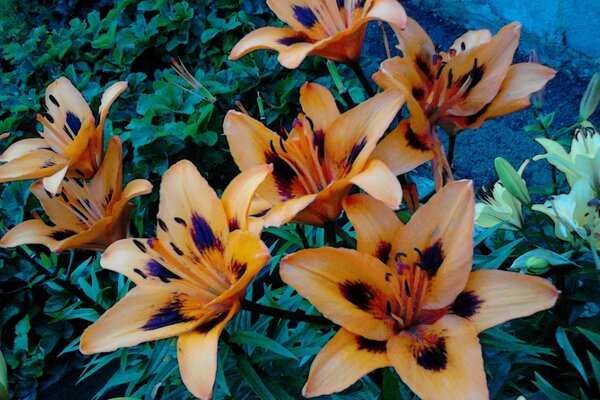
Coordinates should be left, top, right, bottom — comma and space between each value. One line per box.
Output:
510, 248, 578, 273
14, 315, 30, 353
201, 28, 220, 43
587, 351, 600, 393
533, 372, 579, 400
381, 368, 400, 400
237, 356, 276, 400
473, 238, 524, 270
230, 331, 298, 360
578, 327, 600, 351
555, 327, 588, 384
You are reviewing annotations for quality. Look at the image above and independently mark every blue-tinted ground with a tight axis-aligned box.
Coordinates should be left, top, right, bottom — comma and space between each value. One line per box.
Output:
361, 2, 598, 191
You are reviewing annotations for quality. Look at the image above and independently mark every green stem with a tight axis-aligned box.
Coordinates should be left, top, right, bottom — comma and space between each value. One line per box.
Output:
340, 90, 355, 108
349, 61, 375, 97
295, 224, 310, 249
335, 224, 356, 248
324, 220, 337, 247
447, 135, 456, 166
531, 108, 558, 193
240, 300, 331, 325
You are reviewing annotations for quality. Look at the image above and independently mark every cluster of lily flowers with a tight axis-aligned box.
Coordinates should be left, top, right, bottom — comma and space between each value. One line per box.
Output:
476, 126, 600, 254
0, 1, 568, 399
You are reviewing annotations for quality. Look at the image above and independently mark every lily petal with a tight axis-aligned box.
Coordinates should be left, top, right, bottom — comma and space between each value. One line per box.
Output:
42, 164, 69, 195
177, 302, 239, 400
222, 165, 272, 231
452, 270, 558, 333
393, 17, 435, 62
224, 111, 298, 203
155, 160, 228, 264
303, 328, 390, 398
449, 29, 492, 54
360, 0, 407, 31
89, 136, 123, 209
0, 139, 51, 162
214, 230, 271, 305
0, 219, 68, 252
343, 193, 403, 263
30, 180, 88, 232
447, 22, 521, 116
392, 180, 474, 309
387, 315, 488, 400
80, 282, 206, 354
281, 247, 396, 341
370, 120, 434, 175
90, 81, 128, 168
299, 82, 340, 132
261, 193, 318, 228
349, 159, 403, 210
0, 149, 67, 184
325, 89, 404, 175
230, 26, 312, 61
465, 62, 556, 129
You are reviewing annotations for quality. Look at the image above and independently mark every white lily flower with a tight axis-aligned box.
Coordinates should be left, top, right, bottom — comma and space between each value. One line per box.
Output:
534, 126, 600, 192
532, 179, 600, 248
475, 161, 528, 231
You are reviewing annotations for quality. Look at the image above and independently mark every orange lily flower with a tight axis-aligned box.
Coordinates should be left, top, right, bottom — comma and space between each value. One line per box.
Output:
0, 136, 152, 252
80, 160, 272, 400
0, 77, 127, 194
372, 19, 556, 183
229, 0, 407, 68
281, 180, 558, 399
224, 82, 405, 227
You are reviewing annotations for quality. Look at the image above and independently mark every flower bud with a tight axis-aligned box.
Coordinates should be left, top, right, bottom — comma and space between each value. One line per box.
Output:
580, 72, 600, 121
529, 50, 545, 110
494, 157, 531, 205
525, 256, 550, 274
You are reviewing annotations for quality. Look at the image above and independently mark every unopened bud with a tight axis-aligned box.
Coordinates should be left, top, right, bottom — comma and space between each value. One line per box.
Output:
580, 72, 600, 121
525, 256, 550, 274
529, 50, 545, 110
494, 157, 531, 205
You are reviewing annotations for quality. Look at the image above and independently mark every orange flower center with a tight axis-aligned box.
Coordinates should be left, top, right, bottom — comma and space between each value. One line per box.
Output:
268, 116, 333, 195
375, 243, 448, 332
